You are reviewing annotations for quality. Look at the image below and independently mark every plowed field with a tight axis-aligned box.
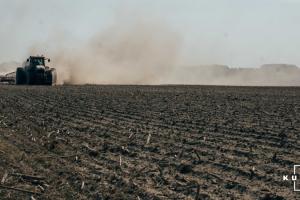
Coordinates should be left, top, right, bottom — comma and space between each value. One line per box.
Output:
0, 85, 299, 199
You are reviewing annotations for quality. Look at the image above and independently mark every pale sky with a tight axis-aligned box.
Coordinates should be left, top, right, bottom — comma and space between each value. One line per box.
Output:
0, 0, 300, 67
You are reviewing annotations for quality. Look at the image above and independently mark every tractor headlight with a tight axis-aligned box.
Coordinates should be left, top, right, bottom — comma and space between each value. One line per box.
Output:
36, 65, 45, 72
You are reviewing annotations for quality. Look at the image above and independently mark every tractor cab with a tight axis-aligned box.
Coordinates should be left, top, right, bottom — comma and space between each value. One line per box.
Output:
24, 56, 50, 70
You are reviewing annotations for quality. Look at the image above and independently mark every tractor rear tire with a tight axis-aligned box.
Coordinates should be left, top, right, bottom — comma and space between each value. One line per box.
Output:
51, 69, 57, 85
45, 69, 57, 85
16, 68, 26, 85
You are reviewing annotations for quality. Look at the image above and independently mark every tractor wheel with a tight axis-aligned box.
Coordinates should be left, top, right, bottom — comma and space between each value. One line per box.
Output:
45, 69, 57, 85
16, 68, 26, 85
51, 69, 57, 85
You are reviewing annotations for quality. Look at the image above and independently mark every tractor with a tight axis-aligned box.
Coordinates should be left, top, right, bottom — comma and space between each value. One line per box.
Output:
16, 56, 56, 85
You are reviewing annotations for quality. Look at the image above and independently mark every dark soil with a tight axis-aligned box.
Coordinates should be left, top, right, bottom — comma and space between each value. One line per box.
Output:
0, 85, 299, 199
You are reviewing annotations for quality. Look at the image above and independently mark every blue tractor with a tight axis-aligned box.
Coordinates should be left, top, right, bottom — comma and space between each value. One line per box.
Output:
16, 56, 56, 85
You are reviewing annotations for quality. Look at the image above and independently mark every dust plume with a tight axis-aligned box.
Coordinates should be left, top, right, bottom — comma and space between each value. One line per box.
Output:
168, 64, 300, 86
30, 18, 181, 85
0, 61, 20, 75
27, 13, 300, 86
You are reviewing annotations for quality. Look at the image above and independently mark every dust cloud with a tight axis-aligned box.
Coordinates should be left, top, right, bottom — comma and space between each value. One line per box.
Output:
8, 13, 300, 86
30, 18, 181, 85
0, 61, 19, 75
28, 17, 300, 86
168, 64, 300, 86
